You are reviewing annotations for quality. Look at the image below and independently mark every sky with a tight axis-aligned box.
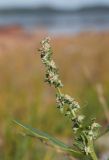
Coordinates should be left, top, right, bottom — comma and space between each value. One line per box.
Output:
0, 0, 109, 9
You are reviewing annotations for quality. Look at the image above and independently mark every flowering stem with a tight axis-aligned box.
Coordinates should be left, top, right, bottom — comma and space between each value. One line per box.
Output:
38, 37, 100, 160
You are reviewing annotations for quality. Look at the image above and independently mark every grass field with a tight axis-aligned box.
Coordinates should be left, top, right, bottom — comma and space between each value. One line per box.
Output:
0, 30, 109, 159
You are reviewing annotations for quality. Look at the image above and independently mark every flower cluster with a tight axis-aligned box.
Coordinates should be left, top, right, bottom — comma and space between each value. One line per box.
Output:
56, 93, 83, 132
38, 37, 63, 88
38, 37, 101, 156
74, 119, 101, 155
85, 119, 101, 140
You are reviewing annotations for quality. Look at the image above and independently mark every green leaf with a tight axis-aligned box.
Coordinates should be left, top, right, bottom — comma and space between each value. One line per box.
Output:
13, 119, 85, 158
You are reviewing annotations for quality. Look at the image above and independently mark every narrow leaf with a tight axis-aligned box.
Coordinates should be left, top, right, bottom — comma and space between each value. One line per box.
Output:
13, 119, 84, 158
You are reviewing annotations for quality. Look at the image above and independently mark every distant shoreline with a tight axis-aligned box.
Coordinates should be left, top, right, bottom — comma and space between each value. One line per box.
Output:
0, 7, 109, 35
0, 5, 109, 15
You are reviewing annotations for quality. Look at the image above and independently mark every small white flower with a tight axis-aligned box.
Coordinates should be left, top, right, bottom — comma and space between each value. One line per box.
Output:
73, 127, 78, 133
92, 122, 101, 129
73, 101, 80, 109
43, 43, 50, 52
78, 115, 85, 122
88, 130, 93, 136
84, 146, 91, 155
65, 94, 73, 101
41, 37, 50, 44
41, 37, 51, 52
49, 60, 56, 69
51, 74, 58, 82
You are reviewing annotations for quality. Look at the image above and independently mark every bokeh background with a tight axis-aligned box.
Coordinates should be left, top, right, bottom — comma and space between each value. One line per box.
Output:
0, 0, 109, 159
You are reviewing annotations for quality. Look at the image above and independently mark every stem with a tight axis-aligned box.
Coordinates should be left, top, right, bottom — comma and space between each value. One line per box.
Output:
88, 139, 98, 160
57, 87, 62, 95
90, 150, 98, 160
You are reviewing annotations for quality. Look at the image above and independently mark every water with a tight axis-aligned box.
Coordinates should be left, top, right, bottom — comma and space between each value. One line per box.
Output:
0, 11, 109, 34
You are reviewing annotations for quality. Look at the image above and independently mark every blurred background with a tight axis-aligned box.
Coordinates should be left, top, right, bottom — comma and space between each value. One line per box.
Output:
0, 0, 109, 160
